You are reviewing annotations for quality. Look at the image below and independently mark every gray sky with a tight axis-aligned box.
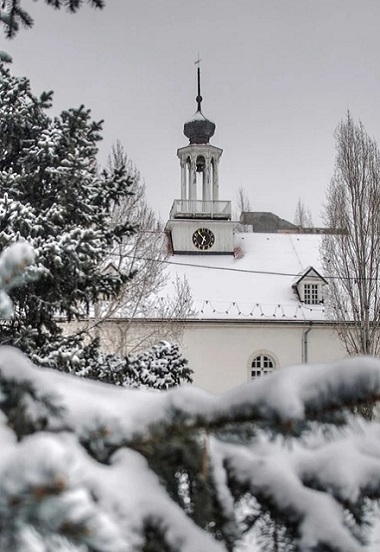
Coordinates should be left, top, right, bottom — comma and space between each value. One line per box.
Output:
6, 0, 380, 225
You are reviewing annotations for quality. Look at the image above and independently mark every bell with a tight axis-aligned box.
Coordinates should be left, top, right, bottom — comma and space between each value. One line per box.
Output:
196, 155, 205, 172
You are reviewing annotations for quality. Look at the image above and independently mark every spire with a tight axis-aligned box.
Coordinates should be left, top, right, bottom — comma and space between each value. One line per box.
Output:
183, 59, 215, 145
195, 56, 202, 112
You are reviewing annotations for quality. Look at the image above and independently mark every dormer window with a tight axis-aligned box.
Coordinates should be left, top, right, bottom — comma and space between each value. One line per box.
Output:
304, 283, 320, 305
293, 267, 327, 305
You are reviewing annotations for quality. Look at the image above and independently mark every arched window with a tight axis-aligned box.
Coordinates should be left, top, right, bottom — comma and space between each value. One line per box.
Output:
250, 354, 274, 379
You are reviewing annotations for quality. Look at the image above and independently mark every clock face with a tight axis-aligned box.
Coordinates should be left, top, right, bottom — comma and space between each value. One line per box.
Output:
192, 228, 215, 251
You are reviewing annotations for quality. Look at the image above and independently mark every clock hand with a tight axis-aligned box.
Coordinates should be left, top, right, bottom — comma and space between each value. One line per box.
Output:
197, 230, 206, 244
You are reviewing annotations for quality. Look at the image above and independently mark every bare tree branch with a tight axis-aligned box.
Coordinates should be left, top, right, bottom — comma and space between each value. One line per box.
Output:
294, 198, 313, 228
321, 112, 380, 362
234, 185, 252, 232
88, 143, 193, 354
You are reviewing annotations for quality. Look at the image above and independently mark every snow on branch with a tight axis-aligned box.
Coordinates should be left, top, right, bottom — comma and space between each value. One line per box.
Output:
0, 241, 36, 318
0, 349, 380, 549
212, 437, 375, 552
3, 351, 380, 444
0, 432, 222, 552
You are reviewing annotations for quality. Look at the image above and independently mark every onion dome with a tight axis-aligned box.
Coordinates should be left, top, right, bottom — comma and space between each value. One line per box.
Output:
183, 66, 215, 144
184, 109, 215, 144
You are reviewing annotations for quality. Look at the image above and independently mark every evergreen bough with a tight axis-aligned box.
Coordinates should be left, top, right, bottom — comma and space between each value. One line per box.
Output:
82, 341, 193, 390
0, 63, 135, 370
0, 64, 191, 390
0, 0, 104, 39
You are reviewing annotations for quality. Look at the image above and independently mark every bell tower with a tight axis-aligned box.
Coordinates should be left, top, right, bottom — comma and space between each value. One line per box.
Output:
166, 65, 234, 255
178, 66, 222, 204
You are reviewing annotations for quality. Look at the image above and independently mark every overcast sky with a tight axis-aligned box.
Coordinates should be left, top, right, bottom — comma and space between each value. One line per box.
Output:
5, 0, 380, 225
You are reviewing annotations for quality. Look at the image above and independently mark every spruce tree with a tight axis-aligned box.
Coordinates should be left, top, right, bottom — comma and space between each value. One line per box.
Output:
0, 64, 135, 371
0, 64, 192, 390
0, 0, 104, 39
84, 341, 193, 390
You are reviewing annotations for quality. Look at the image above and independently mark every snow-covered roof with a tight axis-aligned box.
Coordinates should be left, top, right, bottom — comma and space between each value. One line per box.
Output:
185, 109, 214, 123
163, 232, 327, 321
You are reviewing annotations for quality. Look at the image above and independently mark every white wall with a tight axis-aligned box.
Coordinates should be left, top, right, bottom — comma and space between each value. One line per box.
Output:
167, 219, 234, 253
63, 318, 348, 394
177, 321, 347, 393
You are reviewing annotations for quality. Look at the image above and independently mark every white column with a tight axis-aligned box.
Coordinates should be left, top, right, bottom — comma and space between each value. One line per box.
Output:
189, 158, 197, 201
180, 158, 187, 201
212, 158, 219, 201
203, 159, 212, 201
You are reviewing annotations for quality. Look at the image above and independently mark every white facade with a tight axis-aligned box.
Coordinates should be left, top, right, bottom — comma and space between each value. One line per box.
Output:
156, 82, 351, 392
176, 320, 346, 393
89, 230, 348, 394
85, 316, 347, 394
166, 219, 235, 254
151, 230, 349, 393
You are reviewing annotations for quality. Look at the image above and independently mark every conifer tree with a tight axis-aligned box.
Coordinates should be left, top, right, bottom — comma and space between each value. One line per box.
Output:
84, 341, 193, 390
0, 0, 104, 39
0, 64, 135, 371
0, 65, 192, 390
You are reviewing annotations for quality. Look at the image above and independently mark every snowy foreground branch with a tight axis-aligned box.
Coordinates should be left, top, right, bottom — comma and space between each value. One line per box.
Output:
0, 241, 36, 318
1, 349, 380, 551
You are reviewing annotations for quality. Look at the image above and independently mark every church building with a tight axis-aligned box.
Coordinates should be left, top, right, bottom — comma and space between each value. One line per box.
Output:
160, 68, 347, 393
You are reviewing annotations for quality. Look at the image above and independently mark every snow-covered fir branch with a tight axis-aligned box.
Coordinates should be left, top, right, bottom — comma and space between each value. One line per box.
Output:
0, 348, 379, 551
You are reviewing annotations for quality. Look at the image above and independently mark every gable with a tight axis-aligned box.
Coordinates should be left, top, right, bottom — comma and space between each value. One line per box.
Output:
293, 266, 328, 287
292, 266, 328, 306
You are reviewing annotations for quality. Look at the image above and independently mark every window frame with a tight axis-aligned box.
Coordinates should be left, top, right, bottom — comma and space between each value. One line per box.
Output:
303, 282, 320, 305
249, 352, 276, 380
